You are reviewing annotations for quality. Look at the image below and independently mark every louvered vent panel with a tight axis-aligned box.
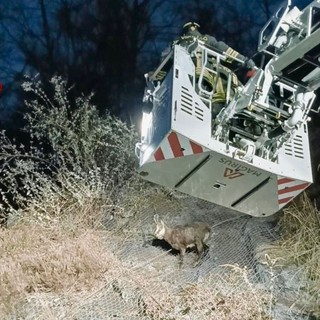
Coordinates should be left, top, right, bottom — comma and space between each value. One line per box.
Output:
284, 134, 304, 159
181, 86, 193, 115
180, 86, 204, 121
195, 102, 204, 121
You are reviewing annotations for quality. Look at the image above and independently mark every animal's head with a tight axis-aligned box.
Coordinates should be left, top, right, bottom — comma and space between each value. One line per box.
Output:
154, 214, 166, 240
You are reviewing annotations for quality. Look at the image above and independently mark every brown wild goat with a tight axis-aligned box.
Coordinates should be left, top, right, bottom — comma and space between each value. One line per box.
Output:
153, 214, 211, 267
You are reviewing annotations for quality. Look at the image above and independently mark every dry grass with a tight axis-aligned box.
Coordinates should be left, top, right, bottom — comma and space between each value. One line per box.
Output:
259, 193, 320, 316
115, 183, 183, 220
0, 210, 114, 318
0, 175, 170, 319
280, 195, 320, 291
2, 182, 320, 319
0, 192, 274, 320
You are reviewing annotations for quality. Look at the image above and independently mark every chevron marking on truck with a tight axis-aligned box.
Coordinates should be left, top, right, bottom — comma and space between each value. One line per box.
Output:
277, 177, 310, 208
153, 132, 207, 161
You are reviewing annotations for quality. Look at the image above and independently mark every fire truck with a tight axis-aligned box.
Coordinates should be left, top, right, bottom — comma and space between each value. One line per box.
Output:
135, 0, 320, 217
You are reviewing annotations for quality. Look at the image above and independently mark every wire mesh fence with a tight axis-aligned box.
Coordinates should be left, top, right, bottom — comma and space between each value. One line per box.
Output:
9, 192, 318, 320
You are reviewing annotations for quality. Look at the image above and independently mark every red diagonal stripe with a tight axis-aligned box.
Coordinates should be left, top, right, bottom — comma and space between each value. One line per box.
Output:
190, 141, 203, 154
278, 182, 310, 195
168, 132, 184, 157
278, 178, 294, 185
278, 196, 294, 205
154, 147, 165, 161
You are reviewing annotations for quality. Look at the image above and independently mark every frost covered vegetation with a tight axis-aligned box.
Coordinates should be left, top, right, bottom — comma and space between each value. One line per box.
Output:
0, 76, 319, 319
0, 76, 138, 224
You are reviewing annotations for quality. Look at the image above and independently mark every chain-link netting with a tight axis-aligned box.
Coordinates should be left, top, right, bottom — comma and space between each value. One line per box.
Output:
10, 192, 317, 320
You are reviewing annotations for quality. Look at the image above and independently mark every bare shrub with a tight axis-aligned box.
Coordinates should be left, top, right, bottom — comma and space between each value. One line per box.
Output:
0, 75, 138, 223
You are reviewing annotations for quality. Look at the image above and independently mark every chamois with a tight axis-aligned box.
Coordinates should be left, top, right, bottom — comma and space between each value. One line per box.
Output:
153, 214, 210, 267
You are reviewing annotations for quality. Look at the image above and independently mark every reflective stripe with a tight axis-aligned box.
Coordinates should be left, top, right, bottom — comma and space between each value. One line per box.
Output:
225, 48, 239, 63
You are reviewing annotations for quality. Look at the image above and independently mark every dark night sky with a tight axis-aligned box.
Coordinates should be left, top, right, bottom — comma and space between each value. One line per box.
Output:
0, 0, 318, 124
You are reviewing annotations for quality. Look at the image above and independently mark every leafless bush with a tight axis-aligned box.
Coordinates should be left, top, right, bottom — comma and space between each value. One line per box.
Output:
0, 75, 138, 223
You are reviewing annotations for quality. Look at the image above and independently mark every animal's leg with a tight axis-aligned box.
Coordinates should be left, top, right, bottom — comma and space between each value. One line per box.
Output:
179, 247, 186, 269
193, 239, 204, 267
203, 243, 209, 257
